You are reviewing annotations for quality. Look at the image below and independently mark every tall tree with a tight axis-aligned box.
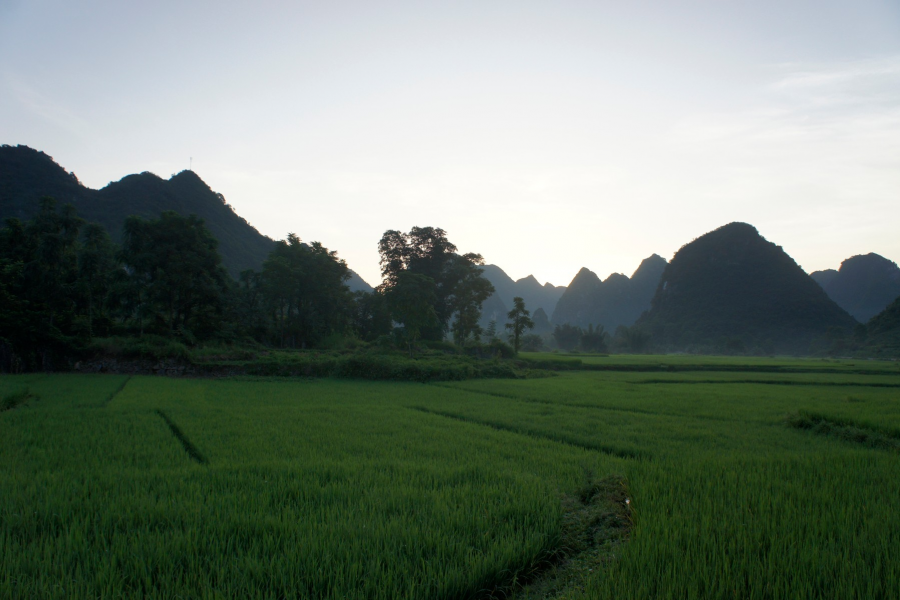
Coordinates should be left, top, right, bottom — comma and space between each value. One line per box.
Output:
447, 254, 494, 345
121, 211, 229, 342
0, 198, 84, 369
352, 290, 393, 342
259, 234, 353, 348
505, 296, 534, 354
386, 272, 439, 356
377, 226, 493, 341
77, 223, 118, 336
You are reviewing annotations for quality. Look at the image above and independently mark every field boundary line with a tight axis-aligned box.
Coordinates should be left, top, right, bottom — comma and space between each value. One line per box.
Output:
430, 383, 745, 424
102, 376, 133, 407
409, 406, 644, 460
155, 409, 208, 464
634, 379, 900, 388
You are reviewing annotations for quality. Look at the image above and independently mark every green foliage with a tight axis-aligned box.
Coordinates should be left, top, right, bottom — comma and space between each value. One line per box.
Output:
553, 323, 582, 352
484, 319, 498, 341
520, 334, 544, 352
612, 325, 651, 353
121, 211, 229, 341
0, 198, 90, 370
259, 233, 354, 348
386, 271, 440, 356
786, 411, 900, 452
579, 324, 608, 353
87, 335, 190, 361
377, 226, 494, 342
505, 296, 534, 354
351, 290, 393, 342
243, 349, 519, 382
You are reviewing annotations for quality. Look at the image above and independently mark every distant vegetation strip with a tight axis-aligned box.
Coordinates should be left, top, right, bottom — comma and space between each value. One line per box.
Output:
787, 411, 900, 452
580, 364, 896, 375
0, 390, 34, 412
410, 406, 643, 459
244, 352, 521, 382
154, 410, 208, 464
636, 378, 900, 388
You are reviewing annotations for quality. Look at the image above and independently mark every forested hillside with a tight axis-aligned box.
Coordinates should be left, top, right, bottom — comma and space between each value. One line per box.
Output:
0, 145, 372, 290
637, 223, 856, 354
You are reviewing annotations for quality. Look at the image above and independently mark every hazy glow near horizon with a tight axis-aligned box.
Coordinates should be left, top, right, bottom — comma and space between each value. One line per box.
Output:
2, 1, 899, 288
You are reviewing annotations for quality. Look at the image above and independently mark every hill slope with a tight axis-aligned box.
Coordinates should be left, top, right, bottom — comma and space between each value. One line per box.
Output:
636, 223, 856, 353
0, 145, 372, 290
811, 253, 900, 322
551, 254, 667, 331
863, 296, 900, 357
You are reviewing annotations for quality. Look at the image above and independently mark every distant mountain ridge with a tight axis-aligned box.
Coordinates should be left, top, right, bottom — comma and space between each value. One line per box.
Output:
0, 145, 373, 291
637, 222, 856, 353
479, 264, 566, 317
551, 254, 667, 331
811, 253, 900, 322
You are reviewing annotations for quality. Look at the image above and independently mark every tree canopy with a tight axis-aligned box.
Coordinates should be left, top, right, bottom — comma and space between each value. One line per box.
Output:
377, 226, 494, 342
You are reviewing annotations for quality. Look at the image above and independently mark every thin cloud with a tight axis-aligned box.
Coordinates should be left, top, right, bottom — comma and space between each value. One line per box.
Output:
5, 72, 92, 138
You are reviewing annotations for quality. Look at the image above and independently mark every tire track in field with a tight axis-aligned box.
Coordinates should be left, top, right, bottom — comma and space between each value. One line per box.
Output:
155, 409, 208, 464
101, 376, 132, 407
409, 406, 644, 460
430, 382, 746, 424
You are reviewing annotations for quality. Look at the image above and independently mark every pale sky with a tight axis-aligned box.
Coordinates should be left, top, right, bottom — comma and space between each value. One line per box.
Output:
2, 0, 899, 287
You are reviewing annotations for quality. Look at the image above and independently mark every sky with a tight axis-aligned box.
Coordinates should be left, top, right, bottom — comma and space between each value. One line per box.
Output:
2, 0, 899, 288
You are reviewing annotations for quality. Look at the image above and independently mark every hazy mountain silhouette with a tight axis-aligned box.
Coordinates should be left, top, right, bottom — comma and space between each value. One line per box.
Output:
531, 307, 553, 335
551, 254, 667, 331
636, 222, 856, 353
810, 253, 900, 322
0, 145, 373, 290
480, 264, 565, 316
479, 292, 509, 331
863, 295, 900, 357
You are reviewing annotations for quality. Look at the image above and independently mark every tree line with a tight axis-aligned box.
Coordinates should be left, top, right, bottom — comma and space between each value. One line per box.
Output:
0, 200, 540, 371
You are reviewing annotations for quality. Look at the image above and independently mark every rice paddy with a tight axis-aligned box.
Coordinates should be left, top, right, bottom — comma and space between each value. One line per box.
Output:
2, 356, 899, 598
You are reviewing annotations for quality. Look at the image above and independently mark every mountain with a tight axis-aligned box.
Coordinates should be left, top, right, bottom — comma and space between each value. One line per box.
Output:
531, 307, 553, 335
810, 269, 839, 290
551, 254, 668, 331
636, 222, 856, 354
479, 292, 509, 330
810, 253, 900, 322
0, 145, 373, 290
480, 264, 566, 316
862, 296, 900, 357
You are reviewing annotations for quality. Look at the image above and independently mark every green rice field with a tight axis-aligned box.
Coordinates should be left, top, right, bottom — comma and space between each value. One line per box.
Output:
2, 355, 899, 598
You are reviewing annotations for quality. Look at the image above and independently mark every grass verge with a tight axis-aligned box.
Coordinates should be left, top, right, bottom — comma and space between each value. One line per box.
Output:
501, 475, 632, 599
1, 390, 34, 412
786, 411, 900, 452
